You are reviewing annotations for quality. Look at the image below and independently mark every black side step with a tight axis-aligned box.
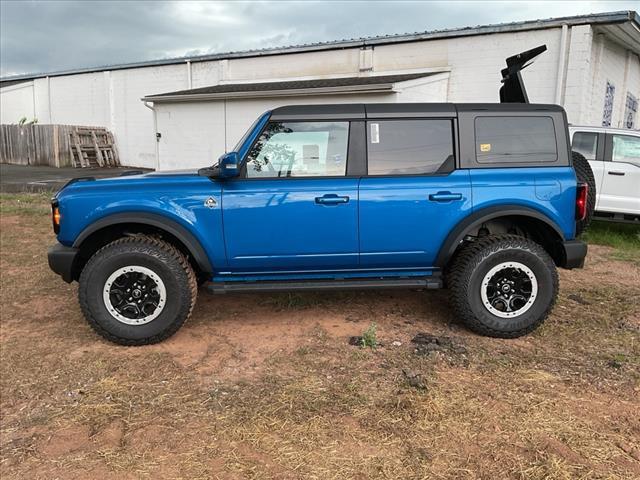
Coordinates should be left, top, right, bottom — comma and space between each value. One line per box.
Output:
206, 276, 442, 294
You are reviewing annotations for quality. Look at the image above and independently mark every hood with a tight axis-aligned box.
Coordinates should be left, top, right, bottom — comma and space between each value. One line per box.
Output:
54, 168, 209, 198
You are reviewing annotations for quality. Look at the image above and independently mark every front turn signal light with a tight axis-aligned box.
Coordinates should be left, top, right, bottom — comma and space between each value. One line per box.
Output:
51, 202, 61, 234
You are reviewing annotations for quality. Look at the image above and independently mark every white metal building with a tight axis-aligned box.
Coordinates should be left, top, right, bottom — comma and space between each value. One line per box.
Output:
1, 10, 639, 170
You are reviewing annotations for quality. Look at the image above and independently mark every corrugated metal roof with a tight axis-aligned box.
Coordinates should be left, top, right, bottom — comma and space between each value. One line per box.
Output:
1, 10, 638, 84
142, 72, 436, 101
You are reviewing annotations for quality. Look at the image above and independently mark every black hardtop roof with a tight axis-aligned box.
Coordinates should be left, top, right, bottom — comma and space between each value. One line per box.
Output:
269, 103, 565, 120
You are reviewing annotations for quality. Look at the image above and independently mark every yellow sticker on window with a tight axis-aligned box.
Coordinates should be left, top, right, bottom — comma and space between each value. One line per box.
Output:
480, 143, 491, 152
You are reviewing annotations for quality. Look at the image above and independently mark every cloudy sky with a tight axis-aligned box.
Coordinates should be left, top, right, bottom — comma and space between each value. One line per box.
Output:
1, 0, 637, 77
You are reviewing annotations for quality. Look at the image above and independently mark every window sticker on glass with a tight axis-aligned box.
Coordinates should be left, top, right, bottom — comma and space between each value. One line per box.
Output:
370, 123, 380, 144
480, 143, 491, 152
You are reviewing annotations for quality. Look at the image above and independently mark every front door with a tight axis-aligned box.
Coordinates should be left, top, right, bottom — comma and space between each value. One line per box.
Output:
358, 119, 472, 269
222, 120, 358, 273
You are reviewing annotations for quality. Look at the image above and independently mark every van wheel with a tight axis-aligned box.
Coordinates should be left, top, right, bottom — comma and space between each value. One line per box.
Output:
79, 236, 197, 345
572, 151, 596, 235
447, 235, 558, 338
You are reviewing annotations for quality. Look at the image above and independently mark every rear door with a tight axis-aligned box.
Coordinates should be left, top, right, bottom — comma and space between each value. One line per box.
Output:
358, 118, 472, 269
599, 133, 640, 215
221, 120, 359, 272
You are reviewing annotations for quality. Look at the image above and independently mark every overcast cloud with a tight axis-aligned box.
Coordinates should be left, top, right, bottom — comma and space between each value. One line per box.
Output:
0, 0, 637, 77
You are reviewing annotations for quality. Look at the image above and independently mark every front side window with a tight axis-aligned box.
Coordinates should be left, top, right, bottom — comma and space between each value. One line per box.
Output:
367, 120, 454, 175
475, 116, 557, 164
612, 134, 640, 166
572, 132, 598, 160
245, 121, 349, 178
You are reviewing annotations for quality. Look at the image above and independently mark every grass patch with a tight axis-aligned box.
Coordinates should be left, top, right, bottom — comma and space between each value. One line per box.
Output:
582, 220, 640, 263
360, 322, 378, 348
0, 192, 51, 216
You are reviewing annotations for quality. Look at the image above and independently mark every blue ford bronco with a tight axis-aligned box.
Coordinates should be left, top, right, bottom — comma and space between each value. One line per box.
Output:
48, 46, 593, 345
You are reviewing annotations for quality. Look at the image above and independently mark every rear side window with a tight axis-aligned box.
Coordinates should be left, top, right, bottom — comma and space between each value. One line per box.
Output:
367, 120, 454, 175
572, 132, 598, 160
475, 116, 557, 164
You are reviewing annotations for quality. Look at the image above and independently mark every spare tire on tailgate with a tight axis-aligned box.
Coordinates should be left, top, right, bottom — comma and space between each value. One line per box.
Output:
572, 151, 596, 236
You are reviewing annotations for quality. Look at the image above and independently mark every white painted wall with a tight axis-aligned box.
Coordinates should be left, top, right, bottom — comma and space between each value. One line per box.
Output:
584, 33, 640, 128
0, 81, 35, 123
1, 23, 638, 169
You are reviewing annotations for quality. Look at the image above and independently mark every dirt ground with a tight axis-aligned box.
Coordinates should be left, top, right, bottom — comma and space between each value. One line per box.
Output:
1, 194, 639, 480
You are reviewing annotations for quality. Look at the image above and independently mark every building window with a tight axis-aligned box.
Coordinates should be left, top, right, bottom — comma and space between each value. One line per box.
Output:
475, 116, 557, 163
572, 132, 598, 160
366, 120, 454, 175
624, 92, 638, 130
245, 122, 349, 178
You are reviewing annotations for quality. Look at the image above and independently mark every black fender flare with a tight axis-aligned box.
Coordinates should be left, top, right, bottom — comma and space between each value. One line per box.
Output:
434, 205, 566, 268
73, 212, 213, 273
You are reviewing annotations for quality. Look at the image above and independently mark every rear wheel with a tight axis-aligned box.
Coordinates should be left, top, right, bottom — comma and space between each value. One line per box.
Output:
79, 236, 197, 345
447, 235, 558, 338
572, 150, 596, 235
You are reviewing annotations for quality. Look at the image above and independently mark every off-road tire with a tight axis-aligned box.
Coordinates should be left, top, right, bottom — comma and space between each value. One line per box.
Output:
79, 236, 197, 346
447, 235, 558, 338
572, 150, 596, 235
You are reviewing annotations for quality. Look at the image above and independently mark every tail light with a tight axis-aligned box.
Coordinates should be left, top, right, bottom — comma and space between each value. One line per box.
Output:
576, 182, 588, 221
51, 200, 61, 234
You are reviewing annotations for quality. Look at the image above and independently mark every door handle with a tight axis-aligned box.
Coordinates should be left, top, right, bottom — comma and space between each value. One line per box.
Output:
608, 171, 625, 176
315, 194, 350, 205
429, 191, 463, 202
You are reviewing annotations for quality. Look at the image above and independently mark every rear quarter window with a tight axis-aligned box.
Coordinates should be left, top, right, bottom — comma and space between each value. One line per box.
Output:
475, 116, 558, 164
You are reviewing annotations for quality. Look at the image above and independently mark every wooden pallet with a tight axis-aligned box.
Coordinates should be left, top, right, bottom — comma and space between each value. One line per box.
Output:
69, 127, 120, 168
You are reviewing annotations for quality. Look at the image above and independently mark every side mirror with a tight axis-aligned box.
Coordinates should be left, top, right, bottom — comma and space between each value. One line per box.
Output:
198, 152, 240, 179
218, 152, 240, 178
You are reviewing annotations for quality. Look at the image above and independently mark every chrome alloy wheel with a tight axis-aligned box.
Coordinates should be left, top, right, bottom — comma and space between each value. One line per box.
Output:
103, 266, 166, 325
480, 262, 538, 318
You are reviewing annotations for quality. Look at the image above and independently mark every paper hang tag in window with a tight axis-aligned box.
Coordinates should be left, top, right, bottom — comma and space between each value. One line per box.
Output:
480, 143, 491, 152
370, 123, 380, 144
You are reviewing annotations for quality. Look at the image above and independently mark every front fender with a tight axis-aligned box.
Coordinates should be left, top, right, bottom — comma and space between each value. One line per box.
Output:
56, 176, 225, 271
73, 211, 214, 273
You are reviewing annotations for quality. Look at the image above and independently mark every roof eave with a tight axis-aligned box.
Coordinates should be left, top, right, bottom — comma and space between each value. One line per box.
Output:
141, 83, 396, 102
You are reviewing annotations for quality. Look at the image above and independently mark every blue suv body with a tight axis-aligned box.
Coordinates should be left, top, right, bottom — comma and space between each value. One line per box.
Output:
48, 102, 589, 345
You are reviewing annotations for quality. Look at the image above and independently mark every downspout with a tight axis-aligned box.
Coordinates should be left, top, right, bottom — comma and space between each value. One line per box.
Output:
554, 24, 569, 105
46, 76, 52, 123
143, 101, 160, 171
186, 60, 192, 89
616, 51, 632, 128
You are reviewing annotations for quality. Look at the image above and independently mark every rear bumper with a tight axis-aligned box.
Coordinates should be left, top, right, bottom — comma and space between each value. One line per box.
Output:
560, 239, 587, 269
48, 243, 79, 283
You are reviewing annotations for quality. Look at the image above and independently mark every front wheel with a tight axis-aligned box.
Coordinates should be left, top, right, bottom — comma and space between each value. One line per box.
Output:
447, 235, 558, 338
78, 236, 197, 345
